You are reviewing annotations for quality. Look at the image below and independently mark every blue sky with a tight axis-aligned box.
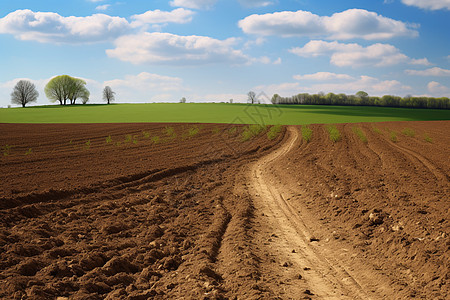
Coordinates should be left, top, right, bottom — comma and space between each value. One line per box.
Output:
1, 0, 449, 107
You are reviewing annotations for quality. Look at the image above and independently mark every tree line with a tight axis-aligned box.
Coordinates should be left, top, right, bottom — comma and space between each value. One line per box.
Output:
10, 75, 115, 107
271, 91, 449, 109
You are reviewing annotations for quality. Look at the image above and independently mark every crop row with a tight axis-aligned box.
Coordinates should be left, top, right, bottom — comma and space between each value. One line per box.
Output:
300, 125, 433, 144
1, 124, 284, 157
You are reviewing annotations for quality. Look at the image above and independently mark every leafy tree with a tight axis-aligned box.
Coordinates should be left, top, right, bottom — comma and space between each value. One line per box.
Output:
179, 97, 186, 103
11, 80, 39, 107
103, 86, 115, 104
45, 75, 89, 105
248, 91, 256, 104
70, 78, 89, 105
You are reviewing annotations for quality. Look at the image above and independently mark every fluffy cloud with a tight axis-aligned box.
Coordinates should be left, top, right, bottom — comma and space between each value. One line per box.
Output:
239, 9, 418, 40
289, 40, 426, 67
0, 9, 130, 43
106, 32, 251, 65
170, 0, 217, 10
293, 72, 354, 81
405, 67, 450, 76
254, 75, 412, 97
409, 58, 432, 66
96, 5, 111, 11
427, 81, 449, 95
131, 8, 194, 27
402, 0, 450, 10
105, 72, 185, 92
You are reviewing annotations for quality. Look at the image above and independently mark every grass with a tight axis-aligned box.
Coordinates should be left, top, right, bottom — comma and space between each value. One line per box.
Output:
326, 125, 341, 143
424, 133, 433, 143
390, 131, 398, 142
352, 126, 368, 143
402, 128, 416, 137
1, 103, 449, 125
267, 125, 282, 140
301, 125, 313, 143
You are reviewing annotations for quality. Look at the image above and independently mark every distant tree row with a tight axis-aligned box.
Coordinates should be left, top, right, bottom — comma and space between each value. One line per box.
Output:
10, 76, 116, 107
271, 91, 449, 109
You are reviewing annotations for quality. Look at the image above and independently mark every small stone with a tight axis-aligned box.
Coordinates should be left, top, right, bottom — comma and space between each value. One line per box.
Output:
297, 274, 303, 279
309, 237, 320, 242
304, 289, 314, 295
303, 267, 311, 271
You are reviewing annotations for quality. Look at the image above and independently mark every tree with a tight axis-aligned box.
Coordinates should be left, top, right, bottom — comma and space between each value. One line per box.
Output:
356, 91, 368, 99
248, 91, 256, 104
179, 97, 186, 103
45, 75, 89, 105
70, 78, 89, 105
11, 80, 39, 107
103, 86, 115, 104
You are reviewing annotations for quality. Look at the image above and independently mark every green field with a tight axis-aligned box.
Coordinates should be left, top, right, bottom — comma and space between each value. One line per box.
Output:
1, 103, 449, 125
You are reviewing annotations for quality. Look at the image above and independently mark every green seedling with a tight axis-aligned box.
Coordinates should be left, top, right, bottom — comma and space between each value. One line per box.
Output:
106, 135, 113, 143
115, 141, 122, 147
151, 136, 160, 144
84, 140, 91, 150
326, 125, 341, 143
402, 128, 415, 137
390, 131, 398, 142
2, 144, 13, 156
142, 131, 150, 139
372, 127, 382, 134
188, 127, 200, 138
301, 125, 313, 143
267, 124, 282, 140
424, 133, 432, 143
228, 127, 237, 135
165, 126, 176, 138
352, 126, 368, 143
241, 124, 266, 141
24, 148, 32, 155
124, 134, 133, 143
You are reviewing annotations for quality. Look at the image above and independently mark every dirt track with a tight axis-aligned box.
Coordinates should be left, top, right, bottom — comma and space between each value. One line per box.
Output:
0, 121, 449, 299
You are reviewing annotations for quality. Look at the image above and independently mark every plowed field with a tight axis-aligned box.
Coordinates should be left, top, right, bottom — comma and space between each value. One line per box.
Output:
0, 121, 448, 299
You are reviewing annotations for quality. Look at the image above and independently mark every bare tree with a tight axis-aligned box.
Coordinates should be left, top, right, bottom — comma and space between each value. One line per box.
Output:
248, 91, 256, 104
179, 97, 186, 103
103, 86, 115, 104
11, 80, 39, 107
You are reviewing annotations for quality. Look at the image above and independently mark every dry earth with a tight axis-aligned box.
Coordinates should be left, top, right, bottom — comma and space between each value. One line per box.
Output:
0, 121, 448, 299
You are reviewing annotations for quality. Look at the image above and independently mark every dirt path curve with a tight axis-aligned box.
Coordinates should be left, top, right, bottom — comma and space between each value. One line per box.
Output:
248, 126, 394, 299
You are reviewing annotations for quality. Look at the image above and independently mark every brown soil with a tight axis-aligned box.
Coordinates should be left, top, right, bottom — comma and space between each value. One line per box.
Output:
0, 121, 448, 299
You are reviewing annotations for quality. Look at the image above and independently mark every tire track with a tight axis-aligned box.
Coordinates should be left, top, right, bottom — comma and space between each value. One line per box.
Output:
387, 140, 449, 184
248, 126, 374, 299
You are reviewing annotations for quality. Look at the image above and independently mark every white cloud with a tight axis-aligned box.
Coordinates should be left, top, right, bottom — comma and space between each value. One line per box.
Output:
239, 9, 418, 40
238, 0, 275, 7
131, 8, 195, 27
255, 75, 412, 97
402, 0, 450, 10
289, 40, 426, 68
293, 72, 354, 81
95, 4, 111, 11
273, 57, 282, 65
89, 0, 105, 2
405, 67, 450, 76
409, 58, 432, 66
427, 81, 449, 96
0, 9, 131, 44
170, 0, 217, 10
106, 32, 252, 65
105, 72, 185, 92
